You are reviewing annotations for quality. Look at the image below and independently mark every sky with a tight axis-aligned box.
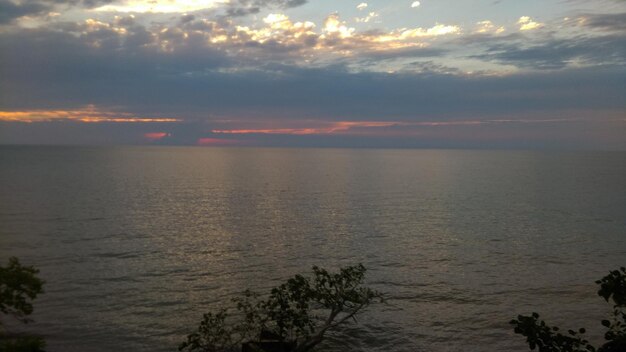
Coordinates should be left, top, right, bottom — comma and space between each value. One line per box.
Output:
0, 0, 625, 149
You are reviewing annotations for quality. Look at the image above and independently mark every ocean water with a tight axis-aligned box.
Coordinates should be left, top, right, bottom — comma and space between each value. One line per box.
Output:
0, 146, 625, 352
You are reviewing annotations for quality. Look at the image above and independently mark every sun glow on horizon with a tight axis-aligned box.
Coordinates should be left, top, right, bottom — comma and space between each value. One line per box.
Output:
0, 107, 181, 124
212, 121, 401, 135
210, 118, 605, 136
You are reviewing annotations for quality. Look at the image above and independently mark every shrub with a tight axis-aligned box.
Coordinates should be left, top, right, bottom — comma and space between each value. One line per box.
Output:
511, 267, 626, 352
180, 264, 383, 352
0, 257, 46, 352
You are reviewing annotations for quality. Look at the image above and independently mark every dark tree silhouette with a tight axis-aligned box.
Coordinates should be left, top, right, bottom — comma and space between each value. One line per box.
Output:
511, 267, 626, 352
0, 257, 44, 325
179, 264, 383, 352
0, 257, 46, 352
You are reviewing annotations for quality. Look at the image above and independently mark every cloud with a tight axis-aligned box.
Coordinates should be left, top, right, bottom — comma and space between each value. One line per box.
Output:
0, 10, 464, 89
474, 20, 505, 34
94, 0, 226, 13
0, 0, 125, 22
411, 1, 420, 8
3, 10, 623, 112
2, 26, 624, 119
1, 39, 624, 147
355, 11, 378, 23
0, 106, 181, 123
396, 24, 460, 37
323, 13, 354, 38
210, 117, 624, 137
473, 33, 626, 69
212, 121, 400, 135
0, 0, 52, 24
517, 16, 542, 31
356, 2, 367, 10
1, 1, 625, 148
579, 12, 626, 31
196, 137, 241, 145
216, 12, 458, 56
144, 132, 171, 140
84, 0, 307, 17
224, 0, 307, 17
1, 7, 622, 86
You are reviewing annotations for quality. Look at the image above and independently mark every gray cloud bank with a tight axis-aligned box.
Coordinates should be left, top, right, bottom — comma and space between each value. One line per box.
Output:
225, 0, 307, 17
0, 10, 625, 148
2, 20, 624, 115
0, 0, 51, 24
0, 0, 116, 24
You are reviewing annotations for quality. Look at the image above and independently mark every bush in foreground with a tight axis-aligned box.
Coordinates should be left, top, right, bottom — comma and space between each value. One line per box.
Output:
511, 267, 626, 352
0, 257, 46, 352
0, 335, 46, 352
180, 264, 383, 352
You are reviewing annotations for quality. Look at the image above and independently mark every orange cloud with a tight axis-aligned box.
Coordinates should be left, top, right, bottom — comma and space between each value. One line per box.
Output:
211, 118, 594, 136
212, 121, 400, 135
0, 106, 181, 123
144, 132, 170, 140
197, 137, 241, 146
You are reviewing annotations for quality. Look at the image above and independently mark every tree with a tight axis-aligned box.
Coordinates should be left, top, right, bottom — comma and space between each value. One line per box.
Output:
511, 267, 626, 352
0, 257, 46, 352
0, 257, 44, 326
179, 264, 383, 352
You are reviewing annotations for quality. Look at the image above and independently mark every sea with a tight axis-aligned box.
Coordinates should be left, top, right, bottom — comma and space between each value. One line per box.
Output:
0, 146, 624, 352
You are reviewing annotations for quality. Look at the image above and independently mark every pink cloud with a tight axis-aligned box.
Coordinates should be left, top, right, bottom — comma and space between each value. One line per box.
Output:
196, 137, 241, 146
144, 132, 170, 140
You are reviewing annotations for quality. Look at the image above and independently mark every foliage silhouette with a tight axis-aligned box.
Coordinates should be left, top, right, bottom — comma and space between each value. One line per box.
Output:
0, 257, 46, 352
0, 257, 44, 325
511, 267, 626, 352
0, 335, 46, 352
179, 264, 383, 352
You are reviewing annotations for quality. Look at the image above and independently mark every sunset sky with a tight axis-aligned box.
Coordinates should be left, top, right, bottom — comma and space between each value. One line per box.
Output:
0, 0, 625, 148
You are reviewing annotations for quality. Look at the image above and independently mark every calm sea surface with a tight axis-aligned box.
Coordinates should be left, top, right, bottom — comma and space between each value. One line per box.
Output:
0, 146, 625, 352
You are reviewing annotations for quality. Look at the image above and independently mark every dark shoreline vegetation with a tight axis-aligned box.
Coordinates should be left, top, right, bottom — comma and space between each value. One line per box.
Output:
511, 267, 626, 352
179, 264, 383, 352
0, 258, 45, 352
1, 259, 625, 352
